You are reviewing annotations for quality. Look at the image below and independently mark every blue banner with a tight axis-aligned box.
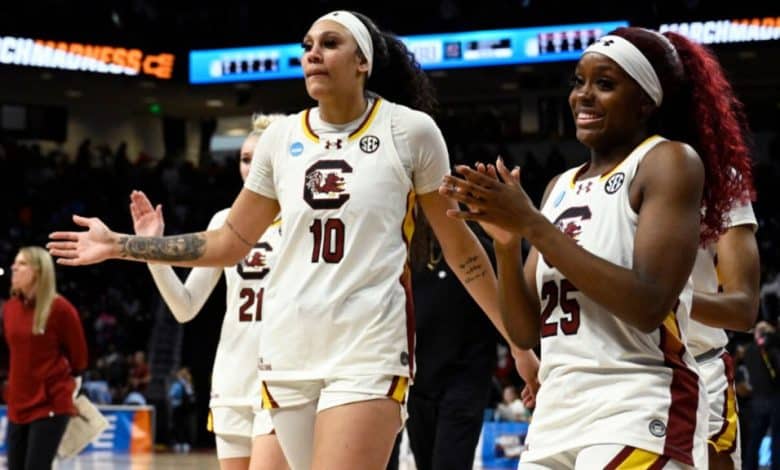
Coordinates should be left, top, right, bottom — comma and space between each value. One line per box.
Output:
189, 21, 628, 84
478, 421, 529, 469
0, 405, 154, 454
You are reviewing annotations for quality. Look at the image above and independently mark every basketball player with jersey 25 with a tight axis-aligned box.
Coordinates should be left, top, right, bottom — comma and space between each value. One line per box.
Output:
442, 27, 751, 469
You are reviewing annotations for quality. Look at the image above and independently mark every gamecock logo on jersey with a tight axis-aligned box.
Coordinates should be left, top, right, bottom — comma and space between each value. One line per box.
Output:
303, 160, 352, 209
552, 206, 592, 243
237, 242, 272, 279
543, 206, 592, 268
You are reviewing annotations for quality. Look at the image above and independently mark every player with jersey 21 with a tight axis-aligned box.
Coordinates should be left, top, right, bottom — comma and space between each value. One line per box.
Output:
129, 114, 288, 470
441, 27, 750, 469
48, 10, 539, 470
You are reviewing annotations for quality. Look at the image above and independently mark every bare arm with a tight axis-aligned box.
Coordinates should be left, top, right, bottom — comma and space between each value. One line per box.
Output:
418, 190, 539, 383
49, 189, 278, 267
441, 163, 554, 349
526, 143, 704, 332
492, 173, 560, 350
418, 190, 504, 340
691, 224, 760, 331
444, 143, 704, 333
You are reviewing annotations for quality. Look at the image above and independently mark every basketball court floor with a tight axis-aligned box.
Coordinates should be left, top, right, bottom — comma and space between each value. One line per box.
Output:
5, 451, 426, 470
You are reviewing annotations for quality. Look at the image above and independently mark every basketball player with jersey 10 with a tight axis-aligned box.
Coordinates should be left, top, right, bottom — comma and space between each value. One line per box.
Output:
48, 9, 541, 470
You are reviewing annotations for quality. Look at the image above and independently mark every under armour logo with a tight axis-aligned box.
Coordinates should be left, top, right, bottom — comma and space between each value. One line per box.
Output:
324, 139, 343, 150
576, 181, 592, 195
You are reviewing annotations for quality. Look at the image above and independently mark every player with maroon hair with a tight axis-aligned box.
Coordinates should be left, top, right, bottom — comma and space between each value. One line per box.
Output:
616, 28, 755, 244
618, 28, 760, 470
440, 26, 759, 469
656, 29, 760, 470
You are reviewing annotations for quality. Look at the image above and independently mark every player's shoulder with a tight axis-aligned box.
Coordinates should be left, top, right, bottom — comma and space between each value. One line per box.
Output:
389, 102, 435, 126
259, 113, 298, 140
387, 102, 441, 144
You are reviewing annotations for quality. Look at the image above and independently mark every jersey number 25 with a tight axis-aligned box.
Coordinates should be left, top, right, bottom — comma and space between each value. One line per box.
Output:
540, 279, 581, 337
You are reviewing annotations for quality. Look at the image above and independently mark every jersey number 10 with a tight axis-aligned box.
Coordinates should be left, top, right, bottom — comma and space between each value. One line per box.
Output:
310, 218, 345, 263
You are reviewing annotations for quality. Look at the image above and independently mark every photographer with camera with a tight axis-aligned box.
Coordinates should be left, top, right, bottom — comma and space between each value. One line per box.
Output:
743, 321, 780, 469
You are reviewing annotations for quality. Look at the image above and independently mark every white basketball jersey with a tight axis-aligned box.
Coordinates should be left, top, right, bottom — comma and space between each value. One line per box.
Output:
247, 98, 434, 381
209, 209, 282, 407
525, 136, 707, 467
687, 202, 757, 357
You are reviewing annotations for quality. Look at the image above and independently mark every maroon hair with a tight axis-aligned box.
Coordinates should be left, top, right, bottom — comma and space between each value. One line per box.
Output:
611, 27, 756, 244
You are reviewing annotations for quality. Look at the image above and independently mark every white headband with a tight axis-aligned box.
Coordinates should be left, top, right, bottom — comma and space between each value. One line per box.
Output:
316, 11, 374, 77
584, 35, 663, 106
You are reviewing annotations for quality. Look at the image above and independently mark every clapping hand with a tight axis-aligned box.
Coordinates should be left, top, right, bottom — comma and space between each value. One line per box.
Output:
439, 157, 539, 246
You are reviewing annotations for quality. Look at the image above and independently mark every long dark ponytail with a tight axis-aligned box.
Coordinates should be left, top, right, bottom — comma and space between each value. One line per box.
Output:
350, 11, 438, 116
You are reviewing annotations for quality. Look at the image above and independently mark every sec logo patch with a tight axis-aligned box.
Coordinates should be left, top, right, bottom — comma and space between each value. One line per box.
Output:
359, 135, 380, 153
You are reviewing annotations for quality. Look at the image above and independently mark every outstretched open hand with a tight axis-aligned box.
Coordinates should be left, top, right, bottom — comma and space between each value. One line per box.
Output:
130, 190, 164, 237
438, 157, 539, 245
47, 215, 117, 266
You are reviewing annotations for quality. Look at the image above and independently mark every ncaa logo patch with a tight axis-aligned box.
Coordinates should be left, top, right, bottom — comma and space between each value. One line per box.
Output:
359, 135, 380, 154
553, 190, 566, 208
290, 141, 304, 157
604, 172, 625, 194
648, 419, 666, 437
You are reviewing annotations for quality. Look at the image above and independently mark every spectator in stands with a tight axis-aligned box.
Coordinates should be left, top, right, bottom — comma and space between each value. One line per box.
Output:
169, 366, 196, 453
742, 321, 780, 469
129, 350, 151, 395
82, 370, 113, 405
123, 383, 148, 406
494, 384, 530, 422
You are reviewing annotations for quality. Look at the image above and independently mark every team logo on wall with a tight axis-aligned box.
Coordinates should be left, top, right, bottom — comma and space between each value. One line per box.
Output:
303, 160, 353, 209
237, 242, 272, 279
359, 135, 380, 153
604, 172, 626, 194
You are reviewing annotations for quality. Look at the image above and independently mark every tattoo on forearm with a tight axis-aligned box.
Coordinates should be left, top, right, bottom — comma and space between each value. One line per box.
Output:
117, 234, 206, 261
226, 219, 253, 247
460, 255, 488, 284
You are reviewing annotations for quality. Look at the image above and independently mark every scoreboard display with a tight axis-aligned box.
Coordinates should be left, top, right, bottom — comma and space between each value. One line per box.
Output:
189, 21, 627, 84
